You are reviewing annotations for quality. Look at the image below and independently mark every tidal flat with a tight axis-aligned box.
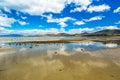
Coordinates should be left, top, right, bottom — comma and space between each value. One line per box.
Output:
0, 36, 120, 80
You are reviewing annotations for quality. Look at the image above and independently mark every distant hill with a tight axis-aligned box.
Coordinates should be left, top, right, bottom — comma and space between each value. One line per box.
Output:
0, 34, 23, 37
40, 33, 74, 36
82, 29, 120, 36
1, 29, 120, 37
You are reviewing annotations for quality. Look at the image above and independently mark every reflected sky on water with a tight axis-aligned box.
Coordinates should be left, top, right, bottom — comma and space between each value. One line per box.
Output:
0, 37, 120, 80
3, 42, 120, 51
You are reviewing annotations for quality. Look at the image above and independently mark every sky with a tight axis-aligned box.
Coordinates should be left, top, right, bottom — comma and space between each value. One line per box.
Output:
0, 0, 120, 35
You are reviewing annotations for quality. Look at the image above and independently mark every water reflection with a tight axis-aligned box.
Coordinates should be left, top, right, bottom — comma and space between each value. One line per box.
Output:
0, 45, 120, 80
3, 42, 120, 51
105, 43, 118, 48
0, 38, 120, 80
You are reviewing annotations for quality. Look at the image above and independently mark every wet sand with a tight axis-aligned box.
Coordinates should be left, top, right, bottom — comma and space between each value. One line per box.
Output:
0, 47, 13, 52
0, 47, 120, 80
8, 37, 120, 44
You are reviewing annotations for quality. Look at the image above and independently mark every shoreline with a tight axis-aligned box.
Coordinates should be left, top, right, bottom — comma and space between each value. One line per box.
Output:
7, 39, 120, 44
0, 44, 120, 80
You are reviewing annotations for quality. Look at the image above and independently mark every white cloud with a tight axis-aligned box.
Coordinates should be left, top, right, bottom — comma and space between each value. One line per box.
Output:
96, 26, 120, 30
46, 14, 76, 27
0, 28, 61, 35
83, 16, 104, 22
0, 15, 16, 27
2, 26, 119, 35
59, 22, 67, 28
113, 7, 120, 13
87, 4, 110, 13
38, 25, 43, 28
74, 16, 104, 26
0, 0, 66, 15
0, 11, 29, 27
71, 7, 86, 13
16, 11, 20, 16
74, 21, 85, 25
0, 27, 6, 30
0, 0, 93, 15
70, 0, 92, 12
71, 0, 92, 6
68, 28, 94, 34
4, 7, 11, 13
18, 20, 29, 26
105, 26, 119, 30
21, 16, 27, 20
116, 21, 120, 24
0, 27, 95, 35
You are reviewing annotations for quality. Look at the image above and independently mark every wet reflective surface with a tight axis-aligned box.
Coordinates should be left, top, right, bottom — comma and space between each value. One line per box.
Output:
0, 37, 120, 80
5, 42, 120, 51
0, 37, 120, 51
0, 47, 120, 80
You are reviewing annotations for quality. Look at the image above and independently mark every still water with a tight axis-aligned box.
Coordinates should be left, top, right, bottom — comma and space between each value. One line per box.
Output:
0, 36, 120, 51
0, 37, 120, 80
5, 42, 120, 51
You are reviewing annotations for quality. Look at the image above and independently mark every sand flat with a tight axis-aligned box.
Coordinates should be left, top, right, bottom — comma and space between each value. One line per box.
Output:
0, 48, 120, 80
0, 47, 13, 52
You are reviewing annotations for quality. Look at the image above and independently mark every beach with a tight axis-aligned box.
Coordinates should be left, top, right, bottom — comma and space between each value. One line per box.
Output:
0, 45, 120, 80
0, 0, 120, 80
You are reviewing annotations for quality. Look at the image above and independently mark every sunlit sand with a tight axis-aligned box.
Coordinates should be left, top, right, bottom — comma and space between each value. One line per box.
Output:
0, 37, 120, 80
0, 46, 120, 80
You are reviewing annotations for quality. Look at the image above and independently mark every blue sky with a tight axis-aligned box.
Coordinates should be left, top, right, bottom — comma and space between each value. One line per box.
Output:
0, 0, 120, 35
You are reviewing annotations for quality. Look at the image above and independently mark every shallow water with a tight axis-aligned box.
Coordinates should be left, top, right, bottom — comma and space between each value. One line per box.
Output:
0, 36, 81, 43
4, 42, 120, 51
0, 37, 120, 51
0, 47, 120, 80
0, 37, 120, 80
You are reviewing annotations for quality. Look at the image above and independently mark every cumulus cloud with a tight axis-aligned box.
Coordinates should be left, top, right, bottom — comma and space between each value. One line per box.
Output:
21, 16, 27, 20
18, 20, 29, 26
0, 0, 67, 15
87, 4, 110, 13
96, 26, 120, 30
74, 21, 85, 25
0, 0, 94, 15
71, 3, 110, 13
0, 28, 61, 35
71, 7, 86, 13
71, 0, 92, 6
0, 15, 29, 27
105, 26, 119, 30
74, 16, 104, 26
70, 0, 92, 12
0, 11, 29, 27
1, 26, 119, 35
46, 14, 76, 27
0, 27, 95, 35
0, 15, 16, 27
59, 22, 67, 28
83, 16, 105, 22
68, 28, 94, 34
4, 7, 11, 13
113, 7, 120, 13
